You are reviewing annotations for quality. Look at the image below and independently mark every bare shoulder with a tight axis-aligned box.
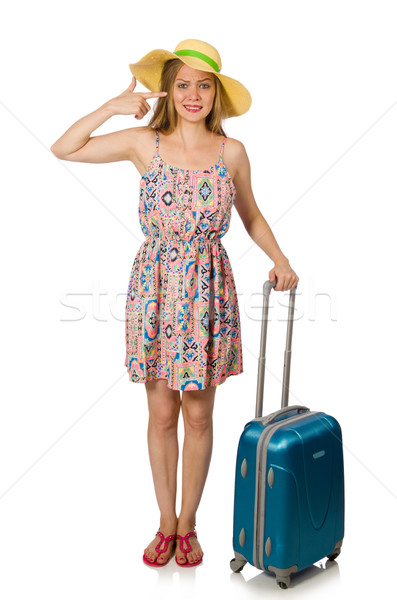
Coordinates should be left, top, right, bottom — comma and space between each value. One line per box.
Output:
224, 136, 246, 153
125, 126, 157, 174
223, 137, 249, 178
125, 125, 155, 151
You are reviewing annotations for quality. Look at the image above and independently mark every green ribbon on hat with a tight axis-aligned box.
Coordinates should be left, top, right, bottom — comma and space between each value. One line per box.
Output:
174, 49, 220, 73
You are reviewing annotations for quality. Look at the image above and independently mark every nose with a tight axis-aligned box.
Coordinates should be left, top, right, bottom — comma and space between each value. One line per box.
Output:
188, 84, 201, 100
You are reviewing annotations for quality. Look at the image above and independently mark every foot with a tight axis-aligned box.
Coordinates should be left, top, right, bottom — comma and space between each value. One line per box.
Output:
175, 522, 204, 566
143, 520, 177, 565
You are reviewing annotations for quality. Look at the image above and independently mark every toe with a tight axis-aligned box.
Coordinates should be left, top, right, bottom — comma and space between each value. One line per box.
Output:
147, 551, 156, 562
157, 554, 166, 563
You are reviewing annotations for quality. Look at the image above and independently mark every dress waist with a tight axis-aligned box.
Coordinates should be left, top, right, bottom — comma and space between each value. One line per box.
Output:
144, 233, 222, 244
142, 233, 223, 258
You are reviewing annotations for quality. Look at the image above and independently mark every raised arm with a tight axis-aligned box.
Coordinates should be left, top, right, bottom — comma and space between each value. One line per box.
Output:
50, 77, 167, 163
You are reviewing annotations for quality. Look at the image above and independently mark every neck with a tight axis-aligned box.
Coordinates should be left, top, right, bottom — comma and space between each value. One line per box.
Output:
171, 119, 214, 148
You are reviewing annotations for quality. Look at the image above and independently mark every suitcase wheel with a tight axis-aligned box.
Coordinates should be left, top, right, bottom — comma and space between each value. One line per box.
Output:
277, 576, 290, 589
230, 557, 247, 573
327, 539, 343, 561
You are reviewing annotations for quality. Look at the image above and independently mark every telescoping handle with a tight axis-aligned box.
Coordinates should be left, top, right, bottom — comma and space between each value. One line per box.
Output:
255, 277, 298, 419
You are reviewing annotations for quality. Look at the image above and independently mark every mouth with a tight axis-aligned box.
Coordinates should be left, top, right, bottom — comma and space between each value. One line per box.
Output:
184, 105, 203, 113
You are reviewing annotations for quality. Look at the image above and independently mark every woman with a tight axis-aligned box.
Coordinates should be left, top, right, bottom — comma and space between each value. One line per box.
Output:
51, 39, 299, 568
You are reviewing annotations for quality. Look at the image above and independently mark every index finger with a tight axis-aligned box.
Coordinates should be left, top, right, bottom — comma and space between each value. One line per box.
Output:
140, 91, 168, 99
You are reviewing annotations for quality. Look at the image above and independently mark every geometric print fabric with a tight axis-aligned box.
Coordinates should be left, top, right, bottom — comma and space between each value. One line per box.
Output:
124, 129, 243, 390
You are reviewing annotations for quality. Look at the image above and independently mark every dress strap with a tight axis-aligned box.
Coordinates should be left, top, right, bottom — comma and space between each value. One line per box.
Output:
219, 136, 227, 161
155, 129, 160, 156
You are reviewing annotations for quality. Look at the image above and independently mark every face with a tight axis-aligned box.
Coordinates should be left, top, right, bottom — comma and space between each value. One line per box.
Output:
172, 63, 216, 123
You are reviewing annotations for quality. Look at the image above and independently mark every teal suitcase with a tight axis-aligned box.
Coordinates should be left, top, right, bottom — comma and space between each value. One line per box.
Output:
230, 280, 345, 588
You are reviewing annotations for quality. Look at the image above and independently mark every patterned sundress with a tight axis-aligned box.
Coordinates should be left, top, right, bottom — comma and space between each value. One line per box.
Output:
124, 128, 243, 391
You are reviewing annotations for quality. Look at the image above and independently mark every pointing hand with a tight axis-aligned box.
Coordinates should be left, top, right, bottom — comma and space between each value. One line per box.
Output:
107, 76, 167, 119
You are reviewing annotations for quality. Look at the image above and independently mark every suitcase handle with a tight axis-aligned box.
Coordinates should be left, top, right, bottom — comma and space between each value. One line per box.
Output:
255, 277, 298, 419
260, 405, 310, 425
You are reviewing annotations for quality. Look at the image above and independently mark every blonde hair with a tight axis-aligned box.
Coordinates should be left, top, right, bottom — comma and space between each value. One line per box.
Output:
147, 58, 230, 136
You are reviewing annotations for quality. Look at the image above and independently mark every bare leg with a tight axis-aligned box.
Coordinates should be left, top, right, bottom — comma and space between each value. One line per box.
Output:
176, 385, 216, 565
143, 378, 181, 564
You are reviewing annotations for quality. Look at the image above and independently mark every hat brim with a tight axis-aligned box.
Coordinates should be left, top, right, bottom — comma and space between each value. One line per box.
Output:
128, 48, 251, 118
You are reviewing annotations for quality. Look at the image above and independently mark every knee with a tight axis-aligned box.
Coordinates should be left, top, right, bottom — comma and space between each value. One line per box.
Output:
182, 404, 213, 435
149, 402, 180, 435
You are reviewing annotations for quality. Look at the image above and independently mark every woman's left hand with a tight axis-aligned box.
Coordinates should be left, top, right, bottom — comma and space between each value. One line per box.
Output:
269, 260, 299, 291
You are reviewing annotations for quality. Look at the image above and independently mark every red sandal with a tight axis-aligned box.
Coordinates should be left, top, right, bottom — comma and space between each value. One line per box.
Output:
142, 530, 176, 567
175, 530, 203, 567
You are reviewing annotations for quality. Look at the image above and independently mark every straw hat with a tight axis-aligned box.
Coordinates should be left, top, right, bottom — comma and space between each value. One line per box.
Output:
128, 39, 252, 118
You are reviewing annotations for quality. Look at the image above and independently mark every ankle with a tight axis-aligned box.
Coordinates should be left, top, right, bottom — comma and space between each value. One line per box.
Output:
159, 514, 178, 531
177, 515, 196, 531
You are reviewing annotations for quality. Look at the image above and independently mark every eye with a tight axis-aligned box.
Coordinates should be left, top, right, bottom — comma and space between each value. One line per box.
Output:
176, 83, 210, 89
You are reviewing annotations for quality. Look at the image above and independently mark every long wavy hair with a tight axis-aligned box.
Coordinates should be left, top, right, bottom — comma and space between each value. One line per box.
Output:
147, 58, 231, 136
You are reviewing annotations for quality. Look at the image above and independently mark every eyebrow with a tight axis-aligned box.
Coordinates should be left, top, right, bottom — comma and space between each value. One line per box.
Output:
175, 78, 213, 82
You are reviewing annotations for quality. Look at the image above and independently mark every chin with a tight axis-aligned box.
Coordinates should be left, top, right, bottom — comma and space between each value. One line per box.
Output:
178, 110, 210, 122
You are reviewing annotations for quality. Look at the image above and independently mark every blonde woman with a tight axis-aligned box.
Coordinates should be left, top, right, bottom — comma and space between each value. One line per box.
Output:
51, 39, 299, 568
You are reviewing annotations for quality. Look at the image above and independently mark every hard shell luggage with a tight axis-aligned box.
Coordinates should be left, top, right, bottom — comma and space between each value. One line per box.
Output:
230, 279, 345, 589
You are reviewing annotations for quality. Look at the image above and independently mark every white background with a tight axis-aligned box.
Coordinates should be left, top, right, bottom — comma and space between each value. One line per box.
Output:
1, 0, 396, 597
